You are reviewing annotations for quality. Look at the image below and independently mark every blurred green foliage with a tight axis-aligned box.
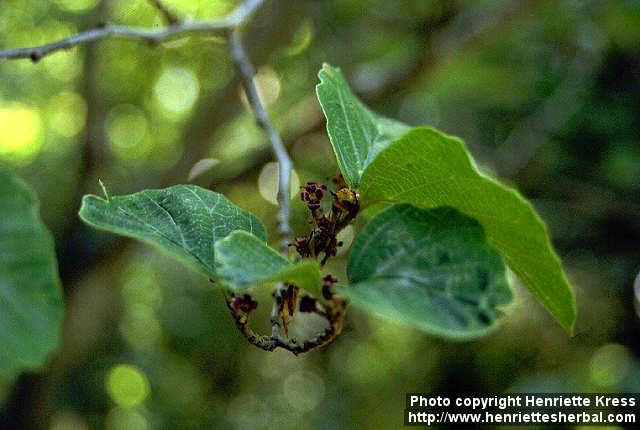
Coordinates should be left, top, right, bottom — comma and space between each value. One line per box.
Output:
0, 0, 639, 429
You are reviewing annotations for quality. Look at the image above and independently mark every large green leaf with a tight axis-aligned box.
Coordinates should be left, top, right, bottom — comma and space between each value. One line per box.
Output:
359, 127, 576, 332
79, 184, 266, 278
0, 169, 63, 376
344, 204, 512, 338
214, 231, 322, 293
316, 63, 409, 187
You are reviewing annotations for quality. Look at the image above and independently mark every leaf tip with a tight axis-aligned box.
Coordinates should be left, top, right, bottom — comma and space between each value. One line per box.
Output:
318, 63, 340, 81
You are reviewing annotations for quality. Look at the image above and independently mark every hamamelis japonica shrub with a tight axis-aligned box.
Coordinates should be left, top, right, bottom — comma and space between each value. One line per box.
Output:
78, 64, 576, 354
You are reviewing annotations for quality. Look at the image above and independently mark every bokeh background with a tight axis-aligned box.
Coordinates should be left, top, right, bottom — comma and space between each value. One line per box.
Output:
0, 0, 639, 428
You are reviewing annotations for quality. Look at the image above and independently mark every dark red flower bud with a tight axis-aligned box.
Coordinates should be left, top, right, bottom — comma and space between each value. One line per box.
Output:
300, 181, 327, 211
231, 293, 258, 313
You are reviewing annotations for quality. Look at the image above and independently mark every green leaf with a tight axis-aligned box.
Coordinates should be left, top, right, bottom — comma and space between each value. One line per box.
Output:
79, 184, 266, 278
359, 127, 576, 332
214, 231, 321, 293
0, 169, 63, 376
344, 204, 512, 338
316, 63, 410, 187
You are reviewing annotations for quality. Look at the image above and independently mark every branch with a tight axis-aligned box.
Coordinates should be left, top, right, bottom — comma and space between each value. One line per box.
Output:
228, 30, 293, 250
228, 29, 294, 347
0, 0, 263, 62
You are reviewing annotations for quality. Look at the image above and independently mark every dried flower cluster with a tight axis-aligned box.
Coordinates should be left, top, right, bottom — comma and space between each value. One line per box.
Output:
295, 175, 360, 265
223, 175, 358, 354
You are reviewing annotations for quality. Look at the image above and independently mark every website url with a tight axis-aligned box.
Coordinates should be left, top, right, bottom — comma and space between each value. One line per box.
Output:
405, 411, 637, 426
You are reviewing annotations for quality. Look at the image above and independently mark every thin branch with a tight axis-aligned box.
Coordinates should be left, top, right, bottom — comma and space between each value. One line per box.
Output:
147, 0, 180, 25
228, 30, 293, 250
0, 0, 263, 62
228, 28, 294, 347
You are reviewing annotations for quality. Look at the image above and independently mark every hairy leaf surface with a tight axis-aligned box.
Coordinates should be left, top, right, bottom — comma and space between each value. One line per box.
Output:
359, 127, 576, 332
0, 169, 63, 376
344, 204, 512, 338
79, 184, 266, 278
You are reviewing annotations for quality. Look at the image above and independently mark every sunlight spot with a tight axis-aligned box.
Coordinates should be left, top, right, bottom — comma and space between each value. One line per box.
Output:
258, 162, 300, 205
590, 343, 632, 387
240, 66, 281, 108
48, 91, 87, 137
336, 225, 354, 256
106, 364, 150, 408
154, 67, 200, 116
106, 104, 149, 160
284, 20, 314, 56
0, 103, 43, 163
105, 408, 148, 430
119, 303, 162, 350
283, 370, 325, 412
44, 50, 82, 82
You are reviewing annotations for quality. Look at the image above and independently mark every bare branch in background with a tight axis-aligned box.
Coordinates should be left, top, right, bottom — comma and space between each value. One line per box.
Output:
228, 30, 293, 249
0, 0, 263, 61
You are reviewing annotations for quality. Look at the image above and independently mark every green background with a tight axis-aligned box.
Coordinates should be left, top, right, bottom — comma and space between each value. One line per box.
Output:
0, 0, 639, 428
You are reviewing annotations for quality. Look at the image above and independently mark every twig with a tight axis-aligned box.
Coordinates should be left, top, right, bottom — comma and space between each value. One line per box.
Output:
228, 30, 293, 250
227, 28, 294, 346
147, 0, 180, 25
0, 0, 263, 61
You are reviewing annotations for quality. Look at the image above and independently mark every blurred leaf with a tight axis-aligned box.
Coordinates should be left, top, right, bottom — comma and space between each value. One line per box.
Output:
79, 184, 265, 278
0, 168, 63, 377
315, 63, 409, 187
214, 231, 321, 293
359, 127, 577, 332
344, 204, 512, 338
